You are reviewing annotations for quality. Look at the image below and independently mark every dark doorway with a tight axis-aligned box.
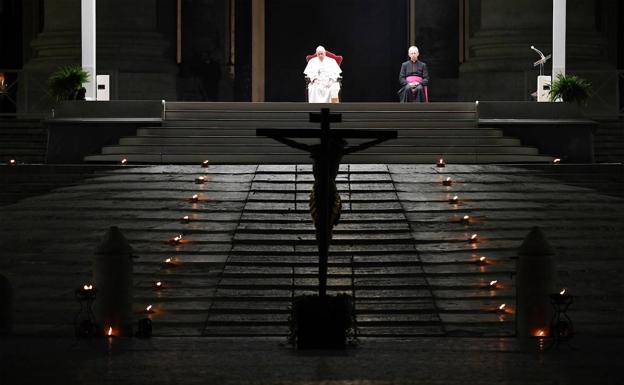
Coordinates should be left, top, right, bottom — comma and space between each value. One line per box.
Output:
265, 0, 408, 102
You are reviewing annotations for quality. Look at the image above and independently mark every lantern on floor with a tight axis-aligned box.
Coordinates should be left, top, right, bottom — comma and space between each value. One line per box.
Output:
93, 226, 135, 337
516, 226, 555, 341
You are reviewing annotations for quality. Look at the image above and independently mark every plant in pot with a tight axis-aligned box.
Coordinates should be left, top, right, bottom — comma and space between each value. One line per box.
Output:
548, 73, 592, 105
48, 65, 89, 102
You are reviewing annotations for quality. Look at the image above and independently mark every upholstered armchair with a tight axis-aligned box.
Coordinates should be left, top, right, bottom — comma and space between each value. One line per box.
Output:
304, 51, 343, 102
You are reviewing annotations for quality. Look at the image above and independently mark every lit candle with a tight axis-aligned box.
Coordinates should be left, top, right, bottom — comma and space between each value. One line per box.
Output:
436, 158, 446, 168
107, 326, 114, 336
76, 283, 96, 299
195, 176, 206, 184
489, 280, 498, 288
449, 195, 459, 204
553, 158, 561, 164
164, 257, 179, 267
477, 256, 487, 265
442, 177, 452, 186
534, 329, 546, 337
145, 304, 155, 314
560, 288, 566, 295
120, 158, 128, 165
8, 159, 16, 166
461, 215, 470, 224
201, 160, 210, 168
169, 234, 183, 245
498, 303, 507, 313
468, 233, 478, 243
155, 281, 163, 289
181, 215, 190, 223
189, 194, 199, 203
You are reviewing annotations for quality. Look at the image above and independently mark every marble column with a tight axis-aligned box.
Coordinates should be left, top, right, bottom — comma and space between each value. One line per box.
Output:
459, 0, 611, 101
19, 0, 177, 115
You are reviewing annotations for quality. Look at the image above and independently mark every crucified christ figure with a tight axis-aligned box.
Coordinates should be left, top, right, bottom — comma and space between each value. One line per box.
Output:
267, 135, 390, 239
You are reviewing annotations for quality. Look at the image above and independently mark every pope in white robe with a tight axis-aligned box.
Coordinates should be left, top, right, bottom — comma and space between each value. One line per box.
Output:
304, 46, 342, 103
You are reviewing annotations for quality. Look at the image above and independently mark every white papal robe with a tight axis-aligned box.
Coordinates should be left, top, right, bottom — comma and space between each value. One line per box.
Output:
304, 56, 342, 103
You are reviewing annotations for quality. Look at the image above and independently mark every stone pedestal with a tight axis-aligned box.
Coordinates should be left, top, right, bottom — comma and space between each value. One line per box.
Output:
459, 0, 611, 101
19, 0, 176, 115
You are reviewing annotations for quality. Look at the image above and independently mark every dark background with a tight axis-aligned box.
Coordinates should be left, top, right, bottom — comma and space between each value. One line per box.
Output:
264, 0, 407, 102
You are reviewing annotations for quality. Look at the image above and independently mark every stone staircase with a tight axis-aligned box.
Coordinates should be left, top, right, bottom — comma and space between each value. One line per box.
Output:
0, 119, 47, 164
84, 102, 553, 164
594, 119, 624, 163
3, 163, 623, 339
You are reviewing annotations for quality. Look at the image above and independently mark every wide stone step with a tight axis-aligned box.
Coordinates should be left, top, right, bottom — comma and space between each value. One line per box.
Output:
164, 101, 477, 112
84, 153, 554, 164
99, 144, 539, 155
165, 110, 477, 120
162, 119, 476, 128
139, 127, 503, 137
120, 136, 521, 146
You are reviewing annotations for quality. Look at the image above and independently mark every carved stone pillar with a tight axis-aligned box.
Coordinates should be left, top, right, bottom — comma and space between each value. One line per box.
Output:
19, 0, 176, 115
459, 0, 611, 101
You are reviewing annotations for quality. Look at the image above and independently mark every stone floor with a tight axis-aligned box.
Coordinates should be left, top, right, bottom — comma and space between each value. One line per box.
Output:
1, 163, 623, 384
1, 336, 623, 385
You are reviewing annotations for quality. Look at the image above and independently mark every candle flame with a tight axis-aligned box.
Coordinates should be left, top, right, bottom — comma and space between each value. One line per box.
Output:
192, 194, 198, 199
536, 329, 545, 337
183, 215, 189, 221
83, 284, 93, 291
446, 177, 451, 181
479, 256, 486, 262
553, 158, 561, 163
560, 288, 566, 295
453, 196, 458, 200
499, 304, 506, 310
463, 215, 470, 221
196, 176, 205, 183
439, 158, 444, 164
489, 280, 498, 286
8, 159, 16, 165
107, 327, 113, 336
470, 234, 478, 241
120, 158, 128, 165
146, 305, 153, 312
165, 258, 172, 263
156, 281, 162, 287
202, 160, 210, 166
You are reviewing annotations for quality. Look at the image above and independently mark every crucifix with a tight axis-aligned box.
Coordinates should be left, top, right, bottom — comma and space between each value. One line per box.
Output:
257, 108, 397, 298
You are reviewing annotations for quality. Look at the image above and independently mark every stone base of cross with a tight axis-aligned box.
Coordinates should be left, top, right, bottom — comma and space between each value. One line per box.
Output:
257, 108, 397, 297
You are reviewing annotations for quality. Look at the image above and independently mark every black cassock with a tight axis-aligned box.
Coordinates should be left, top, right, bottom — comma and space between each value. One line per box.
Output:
398, 60, 429, 103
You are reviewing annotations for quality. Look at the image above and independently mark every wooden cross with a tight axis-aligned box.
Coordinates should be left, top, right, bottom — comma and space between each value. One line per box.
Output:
257, 108, 397, 298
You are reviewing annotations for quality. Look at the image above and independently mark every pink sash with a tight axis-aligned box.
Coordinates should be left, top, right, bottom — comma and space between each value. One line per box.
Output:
405, 76, 428, 102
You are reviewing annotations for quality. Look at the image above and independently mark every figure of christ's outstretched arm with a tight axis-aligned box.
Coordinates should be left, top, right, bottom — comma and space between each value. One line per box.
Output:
268, 135, 313, 153
343, 137, 392, 155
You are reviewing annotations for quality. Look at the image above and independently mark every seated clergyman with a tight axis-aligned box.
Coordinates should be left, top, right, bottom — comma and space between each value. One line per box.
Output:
398, 46, 429, 103
304, 46, 342, 103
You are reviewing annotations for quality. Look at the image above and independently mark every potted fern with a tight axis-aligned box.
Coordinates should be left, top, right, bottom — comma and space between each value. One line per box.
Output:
548, 73, 591, 105
48, 65, 90, 102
